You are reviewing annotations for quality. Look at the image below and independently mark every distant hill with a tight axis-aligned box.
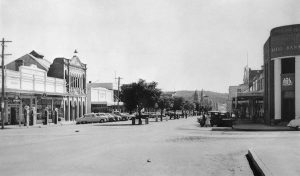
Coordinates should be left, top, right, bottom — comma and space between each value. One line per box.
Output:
174, 90, 228, 105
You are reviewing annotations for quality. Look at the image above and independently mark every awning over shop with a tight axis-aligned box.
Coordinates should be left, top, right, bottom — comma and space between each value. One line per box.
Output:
237, 91, 263, 99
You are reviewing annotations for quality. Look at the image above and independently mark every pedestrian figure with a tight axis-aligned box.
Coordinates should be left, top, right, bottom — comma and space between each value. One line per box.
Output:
201, 114, 206, 127
205, 113, 211, 127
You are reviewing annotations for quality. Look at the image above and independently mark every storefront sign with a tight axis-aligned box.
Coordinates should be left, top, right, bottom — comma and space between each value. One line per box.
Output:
268, 25, 300, 59
281, 74, 295, 91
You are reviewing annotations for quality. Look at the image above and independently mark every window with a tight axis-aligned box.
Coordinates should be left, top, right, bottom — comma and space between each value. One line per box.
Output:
281, 58, 295, 74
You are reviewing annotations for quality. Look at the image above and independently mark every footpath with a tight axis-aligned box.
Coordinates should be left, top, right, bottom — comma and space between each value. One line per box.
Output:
232, 123, 293, 131
248, 146, 300, 176
0, 121, 76, 129
232, 123, 299, 176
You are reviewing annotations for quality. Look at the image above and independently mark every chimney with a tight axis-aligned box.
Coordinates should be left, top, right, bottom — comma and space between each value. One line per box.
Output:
15, 60, 24, 71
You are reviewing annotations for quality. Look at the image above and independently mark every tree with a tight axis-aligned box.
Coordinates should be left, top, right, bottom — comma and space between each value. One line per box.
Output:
120, 79, 161, 124
157, 95, 172, 121
172, 96, 184, 118
195, 102, 200, 114
183, 101, 195, 117
120, 84, 137, 114
193, 90, 199, 103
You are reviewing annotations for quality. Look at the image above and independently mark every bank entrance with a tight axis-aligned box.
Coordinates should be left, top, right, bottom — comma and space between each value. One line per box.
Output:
281, 58, 295, 122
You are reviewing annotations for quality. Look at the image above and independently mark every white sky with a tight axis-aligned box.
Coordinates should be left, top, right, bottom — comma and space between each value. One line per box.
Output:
1, 0, 299, 93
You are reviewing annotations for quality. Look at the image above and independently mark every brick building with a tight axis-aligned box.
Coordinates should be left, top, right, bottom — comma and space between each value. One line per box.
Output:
48, 52, 87, 121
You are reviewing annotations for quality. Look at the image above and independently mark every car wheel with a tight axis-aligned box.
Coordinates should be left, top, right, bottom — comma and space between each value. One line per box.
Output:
100, 119, 104, 123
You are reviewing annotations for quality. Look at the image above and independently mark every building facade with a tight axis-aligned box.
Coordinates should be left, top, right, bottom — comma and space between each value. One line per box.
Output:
48, 54, 87, 121
227, 86, 239, 113
264, 24, 300, 124
229, 65, 264, 121
86, 82, 123, 113
1, 51, 66, 125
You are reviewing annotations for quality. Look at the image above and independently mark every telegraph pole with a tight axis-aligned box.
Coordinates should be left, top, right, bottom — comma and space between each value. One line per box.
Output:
115, 76, 122, 111
1, 38, 12, 129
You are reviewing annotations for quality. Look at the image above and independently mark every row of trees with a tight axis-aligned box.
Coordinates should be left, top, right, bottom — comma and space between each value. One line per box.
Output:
120, 79, 212, 122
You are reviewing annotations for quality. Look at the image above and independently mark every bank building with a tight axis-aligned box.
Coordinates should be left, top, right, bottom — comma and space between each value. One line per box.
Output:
264, 24, 300, 124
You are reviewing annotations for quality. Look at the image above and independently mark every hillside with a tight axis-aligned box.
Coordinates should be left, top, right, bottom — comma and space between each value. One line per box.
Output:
174, 90, 228, 105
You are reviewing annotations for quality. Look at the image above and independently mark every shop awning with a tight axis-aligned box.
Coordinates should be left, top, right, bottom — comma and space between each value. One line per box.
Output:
237, 91, 263, 99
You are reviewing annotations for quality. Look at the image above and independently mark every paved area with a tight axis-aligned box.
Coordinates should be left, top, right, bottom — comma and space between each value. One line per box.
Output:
0, 117, 299, 176
233, 124, 293, 131
249, 143, 300, 176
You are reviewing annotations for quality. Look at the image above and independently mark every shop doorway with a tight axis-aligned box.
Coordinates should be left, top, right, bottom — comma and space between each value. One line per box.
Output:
10, 107, 17, 125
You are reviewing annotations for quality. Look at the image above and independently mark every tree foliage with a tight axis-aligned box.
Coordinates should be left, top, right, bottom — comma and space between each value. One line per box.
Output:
172, 96, 184, 112
157, 95, 172, 118
120, 84, 137, 113
120, 79, 161, 115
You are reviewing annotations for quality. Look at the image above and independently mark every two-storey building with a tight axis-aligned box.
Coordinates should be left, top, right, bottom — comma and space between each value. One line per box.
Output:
48, 52, 87, 121
2, 50, 66, 125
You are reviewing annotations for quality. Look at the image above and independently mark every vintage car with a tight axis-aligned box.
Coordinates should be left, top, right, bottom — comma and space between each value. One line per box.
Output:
208, 111, 235, 127
76, 113, 107, 124
113, 111, 131, 121
104, 113, 117, 122
95, 113, 109, 123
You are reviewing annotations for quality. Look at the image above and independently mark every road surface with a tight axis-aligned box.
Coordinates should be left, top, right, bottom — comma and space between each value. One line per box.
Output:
1, 117, 299, 176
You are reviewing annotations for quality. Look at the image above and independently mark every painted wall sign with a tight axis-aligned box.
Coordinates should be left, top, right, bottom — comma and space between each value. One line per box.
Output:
264, 25, 300, 59
270, 36, 300, 58
281, 74, 295, 91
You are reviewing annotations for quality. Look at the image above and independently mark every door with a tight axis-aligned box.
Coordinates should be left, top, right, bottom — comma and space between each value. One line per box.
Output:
11, 107, 17, 125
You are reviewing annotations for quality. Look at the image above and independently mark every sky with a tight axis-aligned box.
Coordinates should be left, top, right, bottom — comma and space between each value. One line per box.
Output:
1, 0, 299, 93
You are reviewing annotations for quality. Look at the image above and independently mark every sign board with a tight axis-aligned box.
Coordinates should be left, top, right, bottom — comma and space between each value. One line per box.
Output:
13, 95, 21, 103
281, 74, 295, 91
268, 25, 300, 59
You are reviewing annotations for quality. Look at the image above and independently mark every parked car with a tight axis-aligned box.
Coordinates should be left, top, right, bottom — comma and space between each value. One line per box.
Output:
113, 111, 130, 121
167, 111, 180, 119
95, 113, 109, 123
105, 113, 117, 122
208, 111, 235, 127
287, 118, 300, 130
122, 113, 135, 120
144, 112, 159, 118
76, 113, 97, 124
109, 113, 122, 121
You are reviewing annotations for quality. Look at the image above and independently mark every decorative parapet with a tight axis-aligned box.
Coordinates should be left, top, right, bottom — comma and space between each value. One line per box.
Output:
0, 64, 66, 94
